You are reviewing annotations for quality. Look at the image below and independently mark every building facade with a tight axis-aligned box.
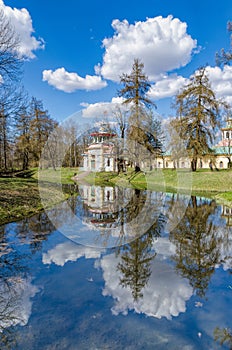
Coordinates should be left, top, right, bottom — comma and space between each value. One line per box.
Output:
82, 126, 118, 172
82, 120, 232, 172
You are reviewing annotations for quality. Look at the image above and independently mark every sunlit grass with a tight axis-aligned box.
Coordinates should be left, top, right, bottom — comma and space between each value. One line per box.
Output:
0, 167, 79, 225
130, 169, 232, 193
36, 167, 80, 184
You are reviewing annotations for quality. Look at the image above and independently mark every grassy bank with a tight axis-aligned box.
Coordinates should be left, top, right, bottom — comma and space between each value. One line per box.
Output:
129, 168, 232, 191
80, 168, 232, 204
2, 167, 232, 226
0, 168, 79, 226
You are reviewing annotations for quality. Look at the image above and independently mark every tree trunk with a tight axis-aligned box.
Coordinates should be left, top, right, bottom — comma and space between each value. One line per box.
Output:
191, 158, 197, 172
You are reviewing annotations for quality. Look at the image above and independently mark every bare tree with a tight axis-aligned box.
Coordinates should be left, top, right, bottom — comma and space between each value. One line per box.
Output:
0, 84, 25, 171
29, 97, 57, 166
0, 10, 22, 82
216, 21, 232, 67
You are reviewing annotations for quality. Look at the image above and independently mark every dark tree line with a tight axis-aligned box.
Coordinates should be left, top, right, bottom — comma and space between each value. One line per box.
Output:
0, 89, 58, 172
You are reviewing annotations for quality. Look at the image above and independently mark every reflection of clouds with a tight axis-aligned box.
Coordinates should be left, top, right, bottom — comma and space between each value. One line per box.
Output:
99, 241, 193, 320
153, 237, 176, 257
0, 278, 38, 331
215, 227, 232, 271
42, 241, 105, 266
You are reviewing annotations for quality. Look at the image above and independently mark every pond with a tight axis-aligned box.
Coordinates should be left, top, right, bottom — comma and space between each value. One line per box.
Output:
0, 184, 232, 349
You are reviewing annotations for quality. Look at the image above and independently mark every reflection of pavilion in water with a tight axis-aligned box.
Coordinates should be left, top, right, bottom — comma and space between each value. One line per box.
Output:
221, 205, 232, 226
79, 185, 120, 228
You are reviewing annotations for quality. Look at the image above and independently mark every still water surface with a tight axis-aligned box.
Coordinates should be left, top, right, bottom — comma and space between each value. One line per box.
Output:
0, 184, 232, 349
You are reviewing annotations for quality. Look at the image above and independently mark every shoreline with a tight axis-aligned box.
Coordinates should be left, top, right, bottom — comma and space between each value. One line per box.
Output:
1, 167, 232, 226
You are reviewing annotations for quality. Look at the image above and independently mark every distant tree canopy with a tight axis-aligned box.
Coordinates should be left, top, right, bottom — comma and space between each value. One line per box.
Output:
15, 97, 58, 170
171, 67, 225, 171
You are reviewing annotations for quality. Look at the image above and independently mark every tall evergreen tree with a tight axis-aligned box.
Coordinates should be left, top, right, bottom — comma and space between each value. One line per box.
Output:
118, 59, 158, 171
119, 59, 155, 126
173, 67, 224, 171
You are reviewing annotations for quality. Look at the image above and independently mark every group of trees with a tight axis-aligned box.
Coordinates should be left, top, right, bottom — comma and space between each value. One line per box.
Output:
114, 21, 232, 172
108, 19, 232, 173
1, 6, 231, 173
0, 93, 58, 172
169, 21, 232, 171
0, 10, 57, 173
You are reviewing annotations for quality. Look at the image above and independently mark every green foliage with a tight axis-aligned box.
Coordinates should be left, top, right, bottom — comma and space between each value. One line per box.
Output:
117, 231, 155, 301
119, 58, 155, 112
172, 67, 225, 171
170, 197, 221, 297
117, 59, 164, 172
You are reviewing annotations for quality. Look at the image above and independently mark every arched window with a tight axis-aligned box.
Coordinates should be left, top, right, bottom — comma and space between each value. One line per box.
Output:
107, 158, 110, 167
220, 161, 223, 168
226, 131, 230, 139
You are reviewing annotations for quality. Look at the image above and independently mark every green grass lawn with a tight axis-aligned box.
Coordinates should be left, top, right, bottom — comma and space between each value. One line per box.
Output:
36, 167, 80, 184
1, 167, 232, 226
130, 168, 232, 191
80, 168, 232, 204
128, 168, 232, 202
0, 167, 80, 225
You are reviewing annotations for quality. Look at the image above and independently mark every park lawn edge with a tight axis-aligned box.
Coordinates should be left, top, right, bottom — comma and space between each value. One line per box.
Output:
78, 169, 232, 205
0, 167, 79, 226
1, 167, 232, 226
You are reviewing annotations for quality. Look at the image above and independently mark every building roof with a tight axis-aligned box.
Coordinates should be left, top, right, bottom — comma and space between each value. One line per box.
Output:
213, 146, 231, 155
90, 132, 116, 137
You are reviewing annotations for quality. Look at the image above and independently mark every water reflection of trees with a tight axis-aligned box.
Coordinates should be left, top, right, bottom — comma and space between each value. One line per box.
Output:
116, 213, 166, 301
15, 211, 55, 253
0, 228, 28, 348
170, 196, 222, 297
214, 327, 232, 349
117, 232, 155, 301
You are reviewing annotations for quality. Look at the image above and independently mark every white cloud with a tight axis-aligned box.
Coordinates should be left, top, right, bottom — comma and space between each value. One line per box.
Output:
148, 74, 189, 99
0, 278, 38, 331
99, 240, 193, 320
43, 241, 105, 266
205, 65, 232, 104
148, 65, 232, 102
43, 67, 107, 92
0, 0, 44, 59
100, 15, 197, 82
81, 96, 128, 118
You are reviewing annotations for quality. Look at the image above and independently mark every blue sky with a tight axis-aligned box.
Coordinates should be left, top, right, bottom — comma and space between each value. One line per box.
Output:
2, 0, 232, 123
